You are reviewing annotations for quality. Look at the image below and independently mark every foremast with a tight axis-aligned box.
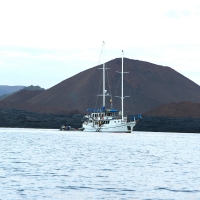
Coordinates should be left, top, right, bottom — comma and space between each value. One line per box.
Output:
98, 41, 110, 108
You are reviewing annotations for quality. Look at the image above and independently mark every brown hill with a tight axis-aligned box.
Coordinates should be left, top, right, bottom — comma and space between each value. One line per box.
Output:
0, 101, 79, 114
0, 90, 80, 114
2, 58, 200, 115
144, 101, 200, 118
3, 90, 44, 103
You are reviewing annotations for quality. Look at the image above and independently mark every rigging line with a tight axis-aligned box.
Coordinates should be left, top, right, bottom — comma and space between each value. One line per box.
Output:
106, 62, 112, 106
95, 41, 104, 108
124, 53, 135, 114
114, 70, 121, 107
98, 41, 105, 65
95, 72, 103, 109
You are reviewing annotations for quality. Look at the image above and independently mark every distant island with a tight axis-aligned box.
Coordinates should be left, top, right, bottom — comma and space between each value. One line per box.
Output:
0, 85, 25, 98
22, 85, 45, 91
0, 85, 45, 100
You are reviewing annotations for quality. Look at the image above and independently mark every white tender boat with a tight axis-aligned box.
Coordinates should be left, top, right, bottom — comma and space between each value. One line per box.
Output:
81, 45, 136, 133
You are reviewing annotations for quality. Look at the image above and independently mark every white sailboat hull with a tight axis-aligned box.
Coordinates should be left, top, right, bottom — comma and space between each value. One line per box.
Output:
82, 121, 136, 133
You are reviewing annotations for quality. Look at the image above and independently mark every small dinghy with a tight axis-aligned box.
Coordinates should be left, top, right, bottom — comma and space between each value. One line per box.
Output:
60, 125, 75, 131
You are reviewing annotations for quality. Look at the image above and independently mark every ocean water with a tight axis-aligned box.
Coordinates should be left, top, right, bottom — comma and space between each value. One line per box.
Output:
0, 128, 200, 200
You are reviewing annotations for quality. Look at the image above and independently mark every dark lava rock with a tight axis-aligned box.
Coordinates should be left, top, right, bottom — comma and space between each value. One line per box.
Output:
134, 116, 200, 133
0, 108, 83, 129
0, 108, 200, 133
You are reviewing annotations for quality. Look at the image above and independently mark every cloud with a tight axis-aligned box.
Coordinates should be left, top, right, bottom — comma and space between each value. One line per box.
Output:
164, 10, 191, 18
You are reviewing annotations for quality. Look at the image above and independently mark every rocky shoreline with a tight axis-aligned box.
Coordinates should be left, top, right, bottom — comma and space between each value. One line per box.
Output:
134, 116, 200, 133
0, 108, 199, 133
0, 108, 83, 130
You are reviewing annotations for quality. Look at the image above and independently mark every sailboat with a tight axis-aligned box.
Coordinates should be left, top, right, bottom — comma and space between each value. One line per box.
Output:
81, 47, 136, 133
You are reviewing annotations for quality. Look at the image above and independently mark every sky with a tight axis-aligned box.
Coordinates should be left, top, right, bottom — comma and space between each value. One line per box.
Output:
0, 0, 200, 89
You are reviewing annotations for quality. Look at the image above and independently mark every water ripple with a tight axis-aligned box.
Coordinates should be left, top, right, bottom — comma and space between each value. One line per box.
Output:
156, 187, 200, 193
1, 128, 200, 199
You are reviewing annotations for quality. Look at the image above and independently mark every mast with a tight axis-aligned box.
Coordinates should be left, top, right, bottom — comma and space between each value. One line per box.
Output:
103, 58, 105, 107
115, 50, 129, 120
98, 41, 109, 108
121, 50, 124, 120
102, 42, 106, 107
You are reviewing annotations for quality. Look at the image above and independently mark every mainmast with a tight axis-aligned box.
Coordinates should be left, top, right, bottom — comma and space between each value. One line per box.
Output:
116, 50, 129, 121
121, 50, 124, 120
103, 43, 105, 107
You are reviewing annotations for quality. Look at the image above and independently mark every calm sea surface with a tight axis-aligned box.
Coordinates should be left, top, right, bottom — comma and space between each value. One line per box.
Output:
0, 128, 200, 200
